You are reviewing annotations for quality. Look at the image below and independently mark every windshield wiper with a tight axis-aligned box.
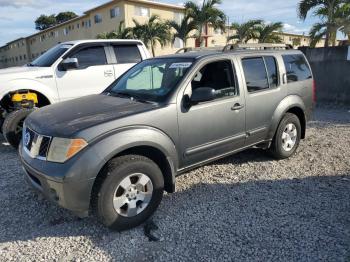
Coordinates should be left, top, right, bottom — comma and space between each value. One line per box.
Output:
108, 91, 152, 104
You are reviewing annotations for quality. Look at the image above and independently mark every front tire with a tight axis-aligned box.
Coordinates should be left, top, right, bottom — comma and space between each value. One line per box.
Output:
2, 108, 35, 148
95, 155, 164, 231
269, 113, 301, 159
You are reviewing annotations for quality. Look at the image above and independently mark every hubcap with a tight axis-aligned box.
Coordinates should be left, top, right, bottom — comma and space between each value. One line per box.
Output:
113, 173, 153, 217
281, 123, 297, 152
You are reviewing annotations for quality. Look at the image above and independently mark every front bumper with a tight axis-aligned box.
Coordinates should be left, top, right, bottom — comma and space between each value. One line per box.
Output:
19, 142, 104, 217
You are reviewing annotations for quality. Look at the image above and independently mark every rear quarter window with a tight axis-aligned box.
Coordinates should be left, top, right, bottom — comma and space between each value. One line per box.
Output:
113, 45, 142, 64
282, 54, 312, 82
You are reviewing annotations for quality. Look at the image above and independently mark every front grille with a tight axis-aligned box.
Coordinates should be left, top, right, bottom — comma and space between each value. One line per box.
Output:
23, 126, 52, 160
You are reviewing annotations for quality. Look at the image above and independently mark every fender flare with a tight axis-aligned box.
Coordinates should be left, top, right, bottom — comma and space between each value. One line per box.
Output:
86, 126, 179, 192
267, 95, 306, 140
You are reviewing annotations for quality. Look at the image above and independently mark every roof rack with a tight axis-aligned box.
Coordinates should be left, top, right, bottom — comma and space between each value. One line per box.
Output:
222, 43, 293, 52
175, 47, 223, 54
175, 43, 293, 54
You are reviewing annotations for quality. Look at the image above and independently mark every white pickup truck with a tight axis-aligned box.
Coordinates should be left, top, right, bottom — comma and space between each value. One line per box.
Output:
0, 39, 151, 147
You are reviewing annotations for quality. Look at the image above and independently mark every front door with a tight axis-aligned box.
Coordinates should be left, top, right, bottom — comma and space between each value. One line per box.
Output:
178, 58, 246, 168
55, 44, 115, 101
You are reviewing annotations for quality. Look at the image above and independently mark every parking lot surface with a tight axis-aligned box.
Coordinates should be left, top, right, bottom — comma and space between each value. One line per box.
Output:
0, 107, 349, 261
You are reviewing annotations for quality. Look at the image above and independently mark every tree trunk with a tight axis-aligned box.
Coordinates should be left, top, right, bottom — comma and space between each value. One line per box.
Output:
324, 30, 330, 47
151, 41, 155, 57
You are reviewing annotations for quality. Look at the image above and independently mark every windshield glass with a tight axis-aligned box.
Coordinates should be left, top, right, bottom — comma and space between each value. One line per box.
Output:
106, 58, 194, 102
30, 44, 72, 67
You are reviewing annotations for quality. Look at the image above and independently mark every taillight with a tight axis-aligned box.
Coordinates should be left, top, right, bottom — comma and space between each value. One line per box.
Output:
312, 80, 317, 104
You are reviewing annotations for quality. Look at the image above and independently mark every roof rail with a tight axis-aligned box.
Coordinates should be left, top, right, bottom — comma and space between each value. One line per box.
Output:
175, 46, 223, 54
222, 43, 293, 52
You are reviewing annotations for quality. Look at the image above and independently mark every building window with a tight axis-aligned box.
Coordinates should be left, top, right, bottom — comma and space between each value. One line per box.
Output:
94, 14, 102, 24
24, 54, 26, 59
55, 31, 59, 38
174, 12, 184, 24
134, 6, 150, 17
63, 28, 68, 35
87, 19, 92, 27
77, 23, 80, 29
110, 7, 121, 18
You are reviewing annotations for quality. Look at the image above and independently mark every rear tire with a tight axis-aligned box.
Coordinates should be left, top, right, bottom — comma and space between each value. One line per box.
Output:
94, 155, 164, 231
2, 108, 35, 148
269, 113, 301, 159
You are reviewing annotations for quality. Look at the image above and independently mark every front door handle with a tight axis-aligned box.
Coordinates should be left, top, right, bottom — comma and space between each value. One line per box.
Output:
231, 103, 244, 111
104, 70, 113, 77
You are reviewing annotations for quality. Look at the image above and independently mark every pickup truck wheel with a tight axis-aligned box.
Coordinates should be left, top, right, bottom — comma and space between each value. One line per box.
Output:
95, 155, 164, 231
270, 113, 301, 159
2, 108, 35, 148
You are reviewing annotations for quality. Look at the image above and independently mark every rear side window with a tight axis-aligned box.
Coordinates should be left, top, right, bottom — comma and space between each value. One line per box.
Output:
71, 46, 107, 68
114, 45, 142, 64
242, 57, 269, 92
282, 54, 312, 82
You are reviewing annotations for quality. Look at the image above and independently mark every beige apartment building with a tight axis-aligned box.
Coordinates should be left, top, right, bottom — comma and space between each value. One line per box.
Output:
0, 0, 326, 69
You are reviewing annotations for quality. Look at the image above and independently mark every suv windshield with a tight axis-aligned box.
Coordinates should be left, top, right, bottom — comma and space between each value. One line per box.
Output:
29, 44, 72, 67
106, 58, 194, 102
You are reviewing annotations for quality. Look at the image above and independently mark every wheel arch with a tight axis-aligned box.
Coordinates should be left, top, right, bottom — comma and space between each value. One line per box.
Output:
0, 79, 56, 111
88, 127, 179, 211
268, 95, 307, 141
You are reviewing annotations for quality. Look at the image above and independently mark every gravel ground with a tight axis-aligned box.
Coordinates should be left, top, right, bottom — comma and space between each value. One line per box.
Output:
0, 106, 349, 262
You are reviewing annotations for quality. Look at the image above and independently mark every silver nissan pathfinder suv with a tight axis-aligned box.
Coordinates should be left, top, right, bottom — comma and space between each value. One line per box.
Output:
19, 44, 315, 230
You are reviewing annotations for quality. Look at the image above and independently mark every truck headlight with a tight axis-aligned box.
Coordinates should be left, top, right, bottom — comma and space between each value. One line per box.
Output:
47, 138, 88, 163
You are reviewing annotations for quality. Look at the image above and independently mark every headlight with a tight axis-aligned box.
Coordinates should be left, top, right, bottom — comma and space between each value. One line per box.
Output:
47, 137, 88, 163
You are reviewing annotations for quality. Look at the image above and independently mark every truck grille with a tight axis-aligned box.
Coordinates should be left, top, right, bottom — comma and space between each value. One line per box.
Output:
23, 126, 51, 160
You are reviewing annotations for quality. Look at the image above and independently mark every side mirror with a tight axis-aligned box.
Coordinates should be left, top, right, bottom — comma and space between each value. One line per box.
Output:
60, 57, 79, 71
190, 87, 216, 103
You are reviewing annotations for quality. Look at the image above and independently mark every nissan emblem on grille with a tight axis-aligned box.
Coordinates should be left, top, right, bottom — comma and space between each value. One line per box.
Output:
24, 131, 31, 147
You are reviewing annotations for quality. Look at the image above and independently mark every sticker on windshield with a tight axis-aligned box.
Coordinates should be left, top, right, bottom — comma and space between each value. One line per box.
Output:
169, 62, 192, 69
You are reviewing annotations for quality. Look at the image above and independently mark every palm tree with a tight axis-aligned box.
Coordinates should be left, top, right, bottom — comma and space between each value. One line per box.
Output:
132, 15, 171, 57
97, 21, 133, 39
298, 0, 346, 47
256, 22, 284, 43
337, 2, 350, 40
309, 22, 328, 47
227, 20, 262, 43
167, 15, 196, 47
185, 0, 226, 46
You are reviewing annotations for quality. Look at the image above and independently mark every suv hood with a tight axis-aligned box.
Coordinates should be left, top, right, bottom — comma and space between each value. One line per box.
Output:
25, 94, 159, 137
0, 66, 51, 82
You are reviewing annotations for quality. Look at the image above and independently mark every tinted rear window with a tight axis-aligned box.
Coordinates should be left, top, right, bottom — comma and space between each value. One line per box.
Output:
242, 57, 269, 92
282, 54, 312, 82
114, 45, 142, 64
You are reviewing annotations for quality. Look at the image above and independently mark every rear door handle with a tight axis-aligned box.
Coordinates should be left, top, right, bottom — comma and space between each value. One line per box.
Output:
231, 103, 244, 111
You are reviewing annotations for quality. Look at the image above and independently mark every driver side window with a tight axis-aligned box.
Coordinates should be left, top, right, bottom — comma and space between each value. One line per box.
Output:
190, 59, 237, 99
70, 46, 107, 69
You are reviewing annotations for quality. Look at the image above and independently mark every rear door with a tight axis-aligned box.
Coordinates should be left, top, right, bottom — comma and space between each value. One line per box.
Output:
110, 44, 143, 79
55, 43, 116, 101
239, 55, 287, 145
